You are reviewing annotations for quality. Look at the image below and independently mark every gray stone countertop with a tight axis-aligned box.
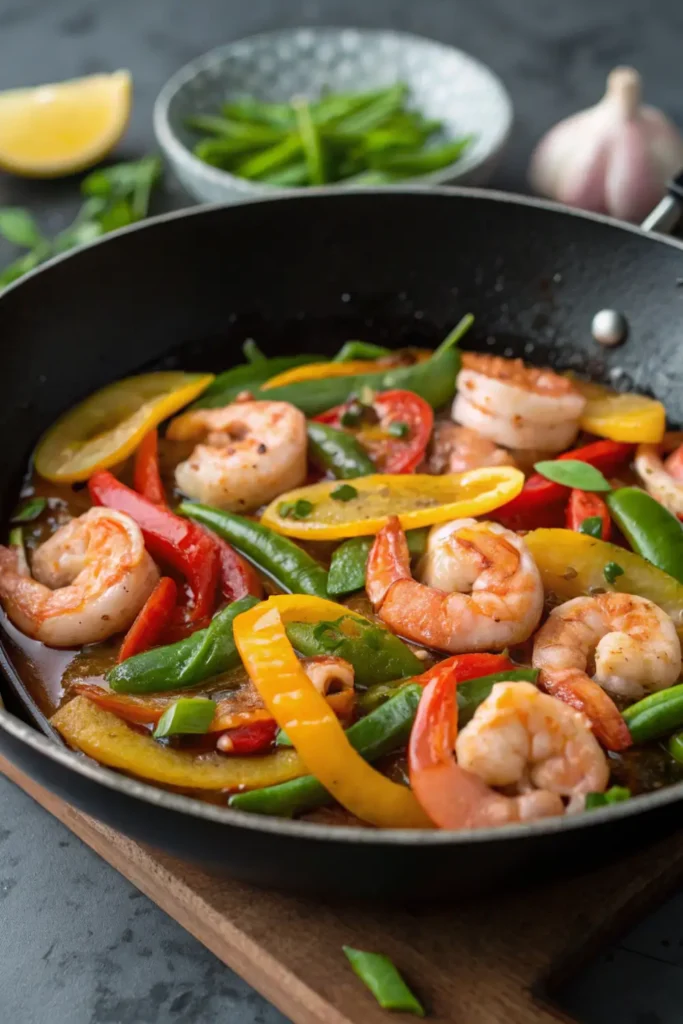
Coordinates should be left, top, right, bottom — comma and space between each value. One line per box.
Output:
2, 1, 683, 1022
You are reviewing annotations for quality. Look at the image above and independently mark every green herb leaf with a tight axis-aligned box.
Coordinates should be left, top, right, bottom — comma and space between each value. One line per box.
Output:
0, 208, 42, 248
534, 460, 612, 492
388, 420, 410, 439
0, 243, 52, 290
433, 314, 475, 357
278, 498, 314, 520
331, 484, 358, 502
578, 516, 604, 538
343, 947, 425, 1017
603, 562, 625, 584
585, 786, 631, 810
340, 407, 363, 427
11, 497, 47, 523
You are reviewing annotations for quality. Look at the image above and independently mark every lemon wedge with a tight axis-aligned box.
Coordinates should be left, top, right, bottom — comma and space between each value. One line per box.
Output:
0, 70, 132, 177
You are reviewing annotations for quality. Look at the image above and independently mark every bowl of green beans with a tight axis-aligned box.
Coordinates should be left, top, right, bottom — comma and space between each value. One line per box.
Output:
153, 27, 513, 204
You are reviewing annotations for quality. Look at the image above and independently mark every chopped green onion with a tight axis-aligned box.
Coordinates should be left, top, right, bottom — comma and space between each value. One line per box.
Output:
343, 947, 425, 1017
585, 786, 631, 810
278, 498, 314, 520
242, 339, 266, 364
387, 420, 410, 439
331, 484, 358, 502
359, 385, 376, 406
578, 516, 604, 539
153, 698, 216, 738
11, 497, 47, 522
604, 561, 625, 584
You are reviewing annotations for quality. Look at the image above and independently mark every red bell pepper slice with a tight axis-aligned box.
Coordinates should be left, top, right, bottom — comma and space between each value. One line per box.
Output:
89, 470, 220, 623
117, 576, 178, 662
494, 440, 633, 530
217, 718, 279, 755
134, 429, 166, 505
566, 489, 612, 541
315, 389, 433, 473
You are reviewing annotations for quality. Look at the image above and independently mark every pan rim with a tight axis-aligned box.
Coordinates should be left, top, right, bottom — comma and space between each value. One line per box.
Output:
2, 184, 683, 845
1, 183, 683, 305
4, 697, 683, 844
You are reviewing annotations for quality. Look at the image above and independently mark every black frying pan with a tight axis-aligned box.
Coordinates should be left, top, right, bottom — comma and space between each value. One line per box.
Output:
1, 185, 683, 901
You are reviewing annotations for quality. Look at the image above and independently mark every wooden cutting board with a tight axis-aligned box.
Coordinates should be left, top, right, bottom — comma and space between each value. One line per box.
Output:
2, 750, 682, 1024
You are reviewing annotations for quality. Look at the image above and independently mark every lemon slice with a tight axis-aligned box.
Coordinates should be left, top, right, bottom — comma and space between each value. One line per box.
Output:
580, 392, 665, 443
0, 70, 132, 177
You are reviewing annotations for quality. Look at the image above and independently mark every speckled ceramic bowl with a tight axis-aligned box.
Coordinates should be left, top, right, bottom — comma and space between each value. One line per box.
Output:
153, 27, 513, 204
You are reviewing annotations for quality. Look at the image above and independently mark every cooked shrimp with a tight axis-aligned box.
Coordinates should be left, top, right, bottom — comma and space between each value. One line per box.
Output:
366, 516, 543, 652
409, 672, 608, 830
0, 508, 159, 647
533, 593, 681, 748
168, 400, 307, 512
452, 352, 586, 451
635, 439, 683, 518
425, 421, 516, 474
454, 682, 609, 821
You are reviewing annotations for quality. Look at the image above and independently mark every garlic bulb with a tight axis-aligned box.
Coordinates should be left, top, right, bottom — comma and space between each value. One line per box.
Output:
529, 67, 683, 222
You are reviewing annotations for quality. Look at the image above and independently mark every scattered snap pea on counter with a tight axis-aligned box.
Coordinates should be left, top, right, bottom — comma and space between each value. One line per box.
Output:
187, 83, 474, 187
343, 947, 425, 1017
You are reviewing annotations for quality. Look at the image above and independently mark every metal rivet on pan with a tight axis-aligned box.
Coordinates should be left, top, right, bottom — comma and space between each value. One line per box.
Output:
591, 309, 628, 347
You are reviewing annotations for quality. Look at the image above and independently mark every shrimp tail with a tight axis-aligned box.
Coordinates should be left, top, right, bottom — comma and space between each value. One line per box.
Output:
539, 669, 632, 751
366, 516, 411, 608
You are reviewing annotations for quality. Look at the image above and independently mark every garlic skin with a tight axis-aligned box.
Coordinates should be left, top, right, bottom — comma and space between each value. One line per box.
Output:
529, 67, 683, 223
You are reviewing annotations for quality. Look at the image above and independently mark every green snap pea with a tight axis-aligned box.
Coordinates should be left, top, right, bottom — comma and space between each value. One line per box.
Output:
193, 351, 323, 410
230, 684, 422, 817
107, 596, 259, 694
153, 698, 216, 738
327, 529, 429, 596
285, 615, 423, 687
607, 487, 683, 583
179, 503, 329, 599
343, 947, 424, 1017
585, 786, 631, 810
668, 731, 683, 764
333, 340, 391, 362
622, 683, 683, 744
254, 316, 472, 416
306, 421, 375, 480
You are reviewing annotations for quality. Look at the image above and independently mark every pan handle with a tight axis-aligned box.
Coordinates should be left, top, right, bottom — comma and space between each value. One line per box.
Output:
640, 170, 683, 233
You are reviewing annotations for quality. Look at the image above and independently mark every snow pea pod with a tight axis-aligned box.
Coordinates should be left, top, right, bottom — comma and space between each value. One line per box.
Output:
254, 316, 472, 416
107, 596, 259, 694
606, 487, 683, 583
193, 353, 323, 410
327, 528, 429, 596
285, 614, 423, 687
229, 683, 422, 817
178, 502, 329, 598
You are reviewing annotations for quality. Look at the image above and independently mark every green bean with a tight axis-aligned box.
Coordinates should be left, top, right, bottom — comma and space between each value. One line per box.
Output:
342, 947, 424, 1017
327, 529, 429, 596
607, 487, 683, 584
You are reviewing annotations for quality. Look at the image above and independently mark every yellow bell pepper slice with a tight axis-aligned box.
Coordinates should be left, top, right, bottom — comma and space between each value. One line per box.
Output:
261, 351, 430, 389
573, 379, 665, 443
35, 371, 214, 482
52, 696, 303, 790
233, 596, 432, 828
261, 466, 525, 539
526, 528, 683, 640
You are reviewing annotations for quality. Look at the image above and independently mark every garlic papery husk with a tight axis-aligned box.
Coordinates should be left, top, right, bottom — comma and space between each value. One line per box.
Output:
529, 67, 683, 223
